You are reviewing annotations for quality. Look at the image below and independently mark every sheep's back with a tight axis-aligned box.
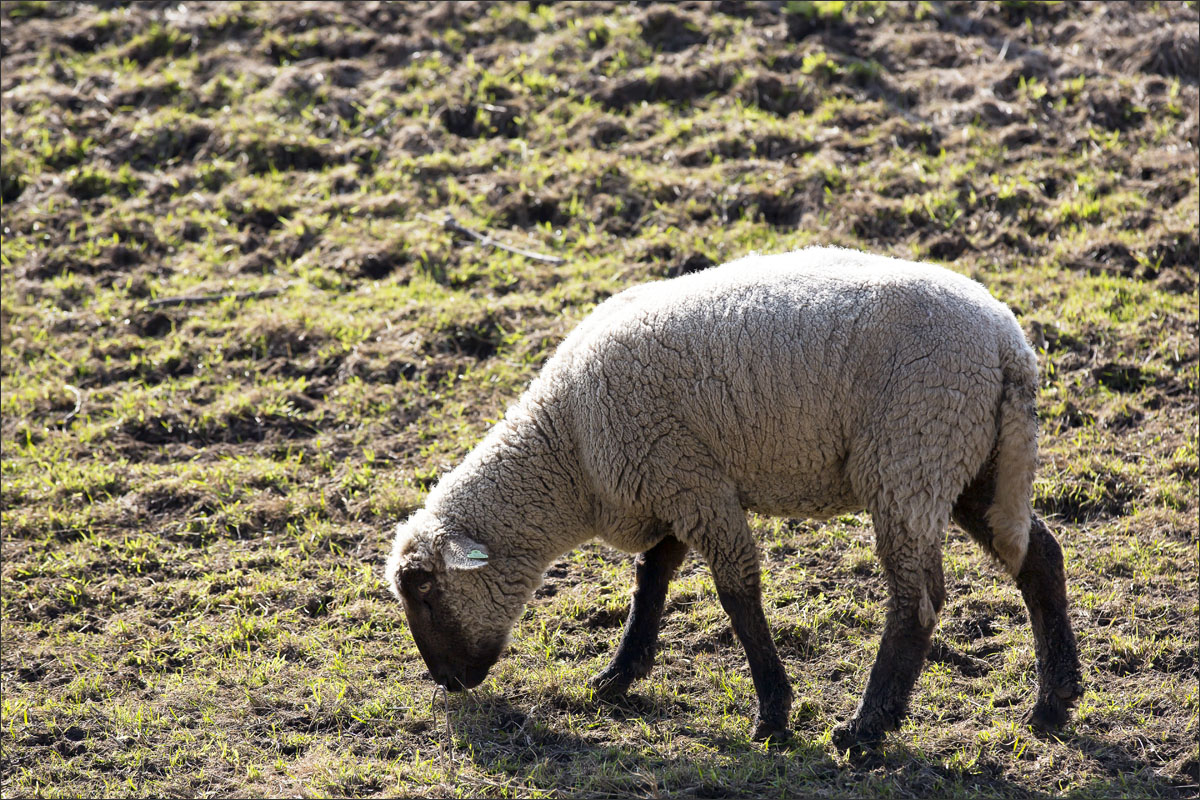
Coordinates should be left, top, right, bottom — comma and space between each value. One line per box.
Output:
546, 247, 1026, 519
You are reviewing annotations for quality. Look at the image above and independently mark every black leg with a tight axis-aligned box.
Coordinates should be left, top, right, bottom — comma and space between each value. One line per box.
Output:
1017, 516, 1084, 729
592, 534, 689, 697
660, 492, 792, 742
953, 469, 1083, 731
833, 543, 945, 751
715, 582, 793, 743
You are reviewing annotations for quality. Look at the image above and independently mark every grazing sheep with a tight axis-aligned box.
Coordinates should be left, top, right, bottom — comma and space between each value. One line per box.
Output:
386, 246, 1082, 749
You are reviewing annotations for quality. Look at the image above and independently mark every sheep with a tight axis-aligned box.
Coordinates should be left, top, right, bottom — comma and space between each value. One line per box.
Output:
385, 246, 1083, 749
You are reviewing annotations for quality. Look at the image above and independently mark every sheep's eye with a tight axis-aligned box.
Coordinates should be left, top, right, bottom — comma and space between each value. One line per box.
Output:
417, 581, 432, 594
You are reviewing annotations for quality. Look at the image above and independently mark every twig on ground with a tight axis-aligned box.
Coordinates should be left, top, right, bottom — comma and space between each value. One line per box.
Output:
421, 212, 565, 264
60, 385, 82, 426
362, 106, 404, 139
145, 284, 292, 308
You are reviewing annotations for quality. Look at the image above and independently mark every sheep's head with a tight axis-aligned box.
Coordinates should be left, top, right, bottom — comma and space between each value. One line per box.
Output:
385, 509, 531, 691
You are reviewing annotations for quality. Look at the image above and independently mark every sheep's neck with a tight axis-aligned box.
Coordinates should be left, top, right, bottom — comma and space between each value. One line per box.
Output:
433, 403, 594, 571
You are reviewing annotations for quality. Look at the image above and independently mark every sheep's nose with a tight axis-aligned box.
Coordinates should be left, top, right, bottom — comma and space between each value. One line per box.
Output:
432, 671, 467, 691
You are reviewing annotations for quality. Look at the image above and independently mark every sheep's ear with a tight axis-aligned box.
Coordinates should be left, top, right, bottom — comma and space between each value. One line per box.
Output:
440, 533, 490, 571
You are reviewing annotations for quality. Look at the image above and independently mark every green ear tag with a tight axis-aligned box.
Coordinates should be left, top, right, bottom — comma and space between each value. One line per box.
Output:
467, 549, 488, 560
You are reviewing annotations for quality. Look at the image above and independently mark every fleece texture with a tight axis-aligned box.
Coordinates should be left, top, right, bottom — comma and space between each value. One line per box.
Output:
387, 246, 1039, 668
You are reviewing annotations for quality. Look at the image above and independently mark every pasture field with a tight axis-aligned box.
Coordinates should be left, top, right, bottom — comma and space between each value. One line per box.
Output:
1, 1, 1197, 797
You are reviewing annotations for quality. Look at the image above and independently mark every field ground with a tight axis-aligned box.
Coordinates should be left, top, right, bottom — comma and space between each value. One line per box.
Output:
1, 1, 1197, 797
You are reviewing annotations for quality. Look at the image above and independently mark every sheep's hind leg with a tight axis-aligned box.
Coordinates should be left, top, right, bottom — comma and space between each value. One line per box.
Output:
591, 532, 689, 698
953, 472, 1083, 731
1018, 516, 1084, 730
832, 518, 945, 752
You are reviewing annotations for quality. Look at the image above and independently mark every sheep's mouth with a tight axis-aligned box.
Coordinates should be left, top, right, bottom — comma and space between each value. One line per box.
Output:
425, 640, 503, 691
438, 669, 485, 692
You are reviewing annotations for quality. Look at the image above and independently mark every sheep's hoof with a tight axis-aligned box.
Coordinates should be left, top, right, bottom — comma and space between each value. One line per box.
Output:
1026, 682, 1083, 732
752, 717, 791, 745
831, 720, 885, 753
590, 669, 634, 699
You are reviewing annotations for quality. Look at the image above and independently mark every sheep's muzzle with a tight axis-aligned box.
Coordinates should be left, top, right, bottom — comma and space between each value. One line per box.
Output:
402, 599, 505, 691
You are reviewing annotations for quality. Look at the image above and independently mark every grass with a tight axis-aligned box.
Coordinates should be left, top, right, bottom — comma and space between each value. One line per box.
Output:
1, 1, 1197, 797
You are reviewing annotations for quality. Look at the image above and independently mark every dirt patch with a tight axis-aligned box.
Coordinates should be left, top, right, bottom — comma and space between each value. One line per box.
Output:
639, 6, 710, 53
596, 64, 737, 110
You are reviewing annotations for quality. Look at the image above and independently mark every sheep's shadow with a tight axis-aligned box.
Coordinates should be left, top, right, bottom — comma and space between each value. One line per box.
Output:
445, 691, 1064, 797
1052, 730, 1196, 797
445, 690, 1195, 797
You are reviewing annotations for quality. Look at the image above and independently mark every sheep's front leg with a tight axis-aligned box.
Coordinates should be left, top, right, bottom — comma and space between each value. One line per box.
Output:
832, 525, 945, 751
592, 533, 689, 697
714, 577, 793, 742
681, 502, 792, 743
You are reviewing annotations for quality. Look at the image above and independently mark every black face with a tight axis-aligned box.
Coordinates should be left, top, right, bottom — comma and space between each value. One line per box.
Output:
396, 567, 504, 691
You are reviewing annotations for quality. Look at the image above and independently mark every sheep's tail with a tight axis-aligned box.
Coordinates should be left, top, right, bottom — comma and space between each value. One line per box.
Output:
986, 337, 1039, 576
